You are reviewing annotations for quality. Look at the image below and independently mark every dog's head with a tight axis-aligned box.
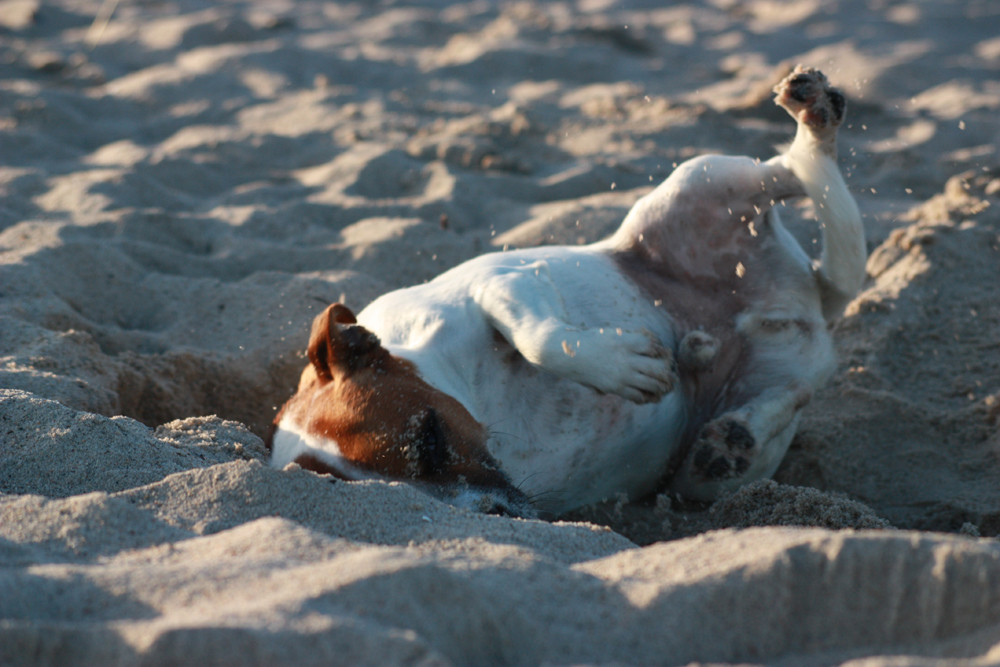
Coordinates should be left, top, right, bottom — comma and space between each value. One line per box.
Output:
271, 303, 532, 518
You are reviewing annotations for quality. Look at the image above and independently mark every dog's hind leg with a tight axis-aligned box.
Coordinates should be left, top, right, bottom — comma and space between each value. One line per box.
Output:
612, 66, 864, 322
774, 65, 867, 319
473, 260, 678, 404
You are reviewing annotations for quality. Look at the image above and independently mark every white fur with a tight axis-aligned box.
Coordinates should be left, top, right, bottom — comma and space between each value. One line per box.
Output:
271, 420, 378, 482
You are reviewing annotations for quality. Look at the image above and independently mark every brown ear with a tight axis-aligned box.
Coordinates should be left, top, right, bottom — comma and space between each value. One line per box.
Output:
307, 303, 384, 380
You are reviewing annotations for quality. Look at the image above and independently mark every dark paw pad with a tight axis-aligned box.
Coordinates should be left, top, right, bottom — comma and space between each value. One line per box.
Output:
787, 75, 814, 103
693, 445, 713, 470
828, 89, 846, 123
688, 416, 756, 481
724, 421, 755, 451
705, 455, 732, 479
773, 66, 844, 131
691, 447, 751, 481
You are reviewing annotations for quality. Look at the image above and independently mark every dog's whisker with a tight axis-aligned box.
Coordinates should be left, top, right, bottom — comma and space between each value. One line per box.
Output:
487, 428, 520, 441
512, 470, 546, 492
512, 474, 569, 510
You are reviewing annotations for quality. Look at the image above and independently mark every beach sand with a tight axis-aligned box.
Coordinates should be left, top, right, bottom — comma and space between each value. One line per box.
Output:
2, 0, 999, 664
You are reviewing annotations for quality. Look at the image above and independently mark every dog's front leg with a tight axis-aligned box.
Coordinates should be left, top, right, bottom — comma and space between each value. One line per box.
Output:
474, 260, 677, 404
670, 382, 812, 501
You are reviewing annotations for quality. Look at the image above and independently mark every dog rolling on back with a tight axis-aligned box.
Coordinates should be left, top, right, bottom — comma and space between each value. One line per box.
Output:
269, 66, 866, 518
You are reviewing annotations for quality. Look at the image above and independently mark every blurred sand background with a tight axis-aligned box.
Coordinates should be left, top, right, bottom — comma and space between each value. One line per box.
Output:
1, 0, 999, 664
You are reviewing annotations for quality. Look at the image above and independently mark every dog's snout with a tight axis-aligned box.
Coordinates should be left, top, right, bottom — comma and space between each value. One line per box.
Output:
484, 502, 519, 518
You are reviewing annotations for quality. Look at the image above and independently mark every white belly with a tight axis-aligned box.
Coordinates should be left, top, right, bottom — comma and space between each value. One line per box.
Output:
358, 246, 687, 514
472, 354, 687, 513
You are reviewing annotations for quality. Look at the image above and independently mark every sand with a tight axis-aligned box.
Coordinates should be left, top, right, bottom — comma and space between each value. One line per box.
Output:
1, 0, 999, 664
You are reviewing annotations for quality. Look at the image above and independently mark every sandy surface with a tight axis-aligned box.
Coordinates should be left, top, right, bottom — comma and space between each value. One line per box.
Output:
2, 0, 1000, 664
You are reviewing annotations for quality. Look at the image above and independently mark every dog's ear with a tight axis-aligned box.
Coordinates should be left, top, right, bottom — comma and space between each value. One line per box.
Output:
307, 303, 384, 380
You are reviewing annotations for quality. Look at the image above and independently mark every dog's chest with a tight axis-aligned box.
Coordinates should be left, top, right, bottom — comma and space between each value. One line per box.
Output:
472, 345, 686, 511
416, 306, 684, 513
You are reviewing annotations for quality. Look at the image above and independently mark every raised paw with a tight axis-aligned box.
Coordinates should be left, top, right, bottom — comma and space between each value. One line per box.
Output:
619, 330, 680, 403
687, 416, 756, 481
773, 65, 846, 135
554, 327, 678, 404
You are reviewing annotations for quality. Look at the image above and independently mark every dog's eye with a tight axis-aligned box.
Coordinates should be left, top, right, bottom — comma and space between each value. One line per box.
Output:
413, 408, 448, 476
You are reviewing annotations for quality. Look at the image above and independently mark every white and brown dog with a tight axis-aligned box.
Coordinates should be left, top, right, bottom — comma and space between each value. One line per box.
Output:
269, 67, 866, 518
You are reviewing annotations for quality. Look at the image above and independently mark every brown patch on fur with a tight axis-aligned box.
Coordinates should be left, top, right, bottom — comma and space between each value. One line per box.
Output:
275, 303, 518, 493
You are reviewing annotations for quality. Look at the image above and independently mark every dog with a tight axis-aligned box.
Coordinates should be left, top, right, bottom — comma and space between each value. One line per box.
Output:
268, 66, 866, 518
